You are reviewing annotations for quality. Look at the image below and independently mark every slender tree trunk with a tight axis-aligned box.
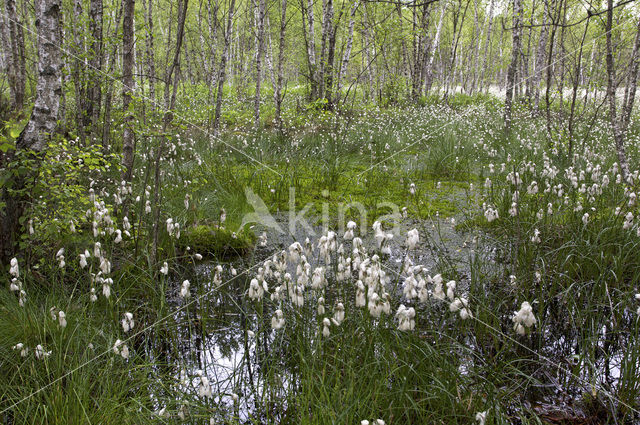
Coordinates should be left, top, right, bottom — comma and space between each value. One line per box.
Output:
0, 7, 13, 110
418, 3, 433, 95
469, 0, 482, 93
533, 0, 549, 113
543, 0, 562, 140
121, 0, 136, 182
411, 7, 421, 99
336, 0, 358, 103
163, 0, 188, 120
605, 0, 633, 181
504, 0, 522, 131
151, 0, 189, 266
3, 0, 26, 111
362, 5, 375, 101
396, 3, 410, 97
1, 0, 62, 264
556, 0, 567, 124
213, 0, 236, 133
621, 17, 640, 134
264, 15, 277, 91
567, 17, 590, 154
72, 0, 86, 145
318, 0, 334, 102
144, 0, 156, 108
86, 0, 103, 140
425, 1, 446, 94
253, 0, 266, 128
301, 0, 318, 100
479, 0, 494, 92
162, 2, 174, 105
101, 0, 124, 149
206, 0, 219, 129
412, 4, 430, 100
444, 0, 470, 99
274, 0, 287, 130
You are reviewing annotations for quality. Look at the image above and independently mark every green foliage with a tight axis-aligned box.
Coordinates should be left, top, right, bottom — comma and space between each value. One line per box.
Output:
22, 139, 120, 254
178, 224, 255, 258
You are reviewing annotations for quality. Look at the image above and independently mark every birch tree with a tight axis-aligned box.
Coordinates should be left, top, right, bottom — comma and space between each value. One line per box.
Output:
253, 0, 266, 127
121, 0, 136, 182
87, 0, 103, 138
504, 0, 522, 131
213, 0, 236, 133
3, 0, 26, 111
274, 0, 287, 130
605, 0, 638, 182
1, 0, 62, 263
336, 0, 359, 102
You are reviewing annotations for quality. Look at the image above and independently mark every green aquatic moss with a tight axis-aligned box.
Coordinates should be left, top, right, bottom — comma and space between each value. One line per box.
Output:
179, 225, 256, 258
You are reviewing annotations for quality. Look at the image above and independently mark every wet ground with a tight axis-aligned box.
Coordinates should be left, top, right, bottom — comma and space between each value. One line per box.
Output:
150, 189, 638, 423
157, 199, 493, 421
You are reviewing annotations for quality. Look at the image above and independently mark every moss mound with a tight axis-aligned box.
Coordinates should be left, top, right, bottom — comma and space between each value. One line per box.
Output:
179, 225, 255, 258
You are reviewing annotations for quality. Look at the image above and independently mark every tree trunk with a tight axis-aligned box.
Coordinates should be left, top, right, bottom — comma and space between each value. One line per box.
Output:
274, 0, 287, 130
121, 0, 136, 182
444, 0, 470, 99
336, 0, 358, 103
0, 7, 12, 108
504, 0, 522, 131
3, 0, 26, 111
144, 0, 156, 108
86, 0, 103, 139
412, 4, 430, 100
322, 0, 337, 106
532, 0, 549, 112
213, 0, 236, 133
0, 0, 62, 264
566, 17, 590, 154
205, 0, 219, 129
478, 0, 494, 92
621, 17, 640, 135
361, 4, 374, 101
425, 0, 446, 94
605, 0, 633, 181
151, 0, 189, 266
469, 0, 482, 93
301, 0, 319, 100
544, 0, 561, 140
163, 0, 188, 121
72, 0, 86, 145
253, 0, 266, 128
318, 0, 334, 102
101, 0, 124, 149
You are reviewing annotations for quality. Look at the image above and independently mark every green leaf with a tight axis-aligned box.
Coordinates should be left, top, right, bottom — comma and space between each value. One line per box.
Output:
0, 141, 15, 153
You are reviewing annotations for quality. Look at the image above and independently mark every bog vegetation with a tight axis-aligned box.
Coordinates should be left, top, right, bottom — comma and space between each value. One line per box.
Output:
1, 0, 640, 423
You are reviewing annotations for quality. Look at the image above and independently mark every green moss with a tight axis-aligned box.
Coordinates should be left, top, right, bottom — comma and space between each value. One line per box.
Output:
179, 225, 256, 258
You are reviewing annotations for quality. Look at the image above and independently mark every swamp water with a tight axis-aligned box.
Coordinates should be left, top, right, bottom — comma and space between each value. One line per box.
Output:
142, 209, 636, 423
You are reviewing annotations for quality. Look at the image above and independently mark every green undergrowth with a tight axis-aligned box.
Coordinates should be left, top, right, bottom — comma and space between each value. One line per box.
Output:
178, 224, 256, 259
174, 151, 477, 236
0, 287, 157, 424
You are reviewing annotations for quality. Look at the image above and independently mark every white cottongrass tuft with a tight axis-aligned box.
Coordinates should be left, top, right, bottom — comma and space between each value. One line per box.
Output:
271, 309, 285, 330
180, 280, 191, 298
512, 301, 537, 335
121, 312, 135, 333
113, 339, 129, 359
